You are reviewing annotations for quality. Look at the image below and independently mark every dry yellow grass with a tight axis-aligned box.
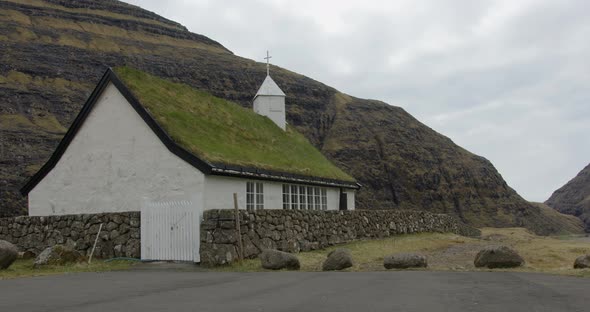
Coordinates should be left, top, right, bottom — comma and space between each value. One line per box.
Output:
219, 228, 590, 277
479, 228, 590, 276
0, 70, 91, 95
0, 259, 134, 280
4, 0, 182, 31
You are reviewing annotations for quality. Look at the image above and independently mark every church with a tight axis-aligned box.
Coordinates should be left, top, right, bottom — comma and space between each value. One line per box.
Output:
20, 57, 359, 217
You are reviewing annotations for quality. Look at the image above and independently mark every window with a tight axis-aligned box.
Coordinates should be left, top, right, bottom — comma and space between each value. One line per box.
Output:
282, 184, 290, 209
314, 187, 321, 210
291, 185, 299, 209
256, 183, 264, 210
307, 186, 314, 210
247, 182, 254, 210
321, 188, 327, 210
299, 186, 307, 210
282, 184, 328, 210
246, 181, 264, 210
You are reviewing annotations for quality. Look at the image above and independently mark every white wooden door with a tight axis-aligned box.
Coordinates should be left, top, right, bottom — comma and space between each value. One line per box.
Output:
141, 196, 201, 262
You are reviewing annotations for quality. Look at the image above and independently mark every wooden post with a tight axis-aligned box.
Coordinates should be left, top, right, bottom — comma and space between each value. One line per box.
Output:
233, 193, 244, 262
88, 223, 103, 265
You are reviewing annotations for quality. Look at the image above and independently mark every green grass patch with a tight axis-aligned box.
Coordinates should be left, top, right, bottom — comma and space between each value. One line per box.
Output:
114, 67, 354, 182
0, 259, 135, 280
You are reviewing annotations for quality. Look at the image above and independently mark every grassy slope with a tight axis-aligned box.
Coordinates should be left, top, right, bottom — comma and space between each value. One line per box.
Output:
114, 67, 354, 182
530, 202, 585, 234
219, 228, 590, 277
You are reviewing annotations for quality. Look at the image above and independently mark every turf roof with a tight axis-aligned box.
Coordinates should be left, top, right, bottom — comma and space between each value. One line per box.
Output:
113, 66, 355, 183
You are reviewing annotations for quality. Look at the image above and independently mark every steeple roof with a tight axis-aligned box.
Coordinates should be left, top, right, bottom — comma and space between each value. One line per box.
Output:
255, 75, 286, 98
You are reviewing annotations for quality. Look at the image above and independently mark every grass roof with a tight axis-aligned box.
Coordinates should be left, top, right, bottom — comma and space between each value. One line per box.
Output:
113, 66, 355, 182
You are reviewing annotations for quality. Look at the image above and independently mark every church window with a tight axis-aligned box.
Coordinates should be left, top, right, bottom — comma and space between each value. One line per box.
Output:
282, 184, 328, 210
291, 185, 299, 209
307, 186, 314, 210
247, 181, 264, 210
282, 184, 290, 209
314, 187, 321, 210
299, 186, 307, 210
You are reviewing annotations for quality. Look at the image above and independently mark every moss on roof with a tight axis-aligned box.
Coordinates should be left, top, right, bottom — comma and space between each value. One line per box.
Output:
113, 66, 355, 182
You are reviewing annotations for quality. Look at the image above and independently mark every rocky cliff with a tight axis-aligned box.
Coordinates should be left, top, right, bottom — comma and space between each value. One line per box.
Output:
0, 0, 580, 234
546, 163, 590, 231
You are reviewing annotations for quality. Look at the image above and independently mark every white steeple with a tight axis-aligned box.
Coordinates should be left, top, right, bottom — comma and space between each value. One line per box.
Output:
253, 51, 287, 130
255, 75, 286, 98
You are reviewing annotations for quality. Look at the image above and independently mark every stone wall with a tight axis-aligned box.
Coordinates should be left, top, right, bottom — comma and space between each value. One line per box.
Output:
200, 209, 481, 265
0, 212, 140, 259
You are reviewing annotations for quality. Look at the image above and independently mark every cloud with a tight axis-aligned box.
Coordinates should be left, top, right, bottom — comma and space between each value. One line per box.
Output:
127, 0, 590, 201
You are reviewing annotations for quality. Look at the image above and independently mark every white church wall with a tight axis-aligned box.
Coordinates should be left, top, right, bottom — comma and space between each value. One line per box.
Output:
204, 176, 282, 210
28, 83, 205, 216
253, 95, 286, 130
204, 175, 347, 211
345, 190, 356, 210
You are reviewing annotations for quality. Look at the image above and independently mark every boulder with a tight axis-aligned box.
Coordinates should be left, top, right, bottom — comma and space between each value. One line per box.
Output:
0, 240, 18, 269
474, 246, 524, 269
34, 245, 85, 268
573, 255, 590, 269
259, 249, 300, 270
18, 250, 37, 260
384, 253, 427, 269
322, 248, 353, 271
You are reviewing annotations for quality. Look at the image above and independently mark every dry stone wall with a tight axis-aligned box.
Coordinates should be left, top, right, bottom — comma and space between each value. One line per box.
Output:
0, 212, 140, 259
200, 209, 481, 265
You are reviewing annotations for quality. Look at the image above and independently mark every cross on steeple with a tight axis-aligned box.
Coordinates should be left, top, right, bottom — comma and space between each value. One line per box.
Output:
264, 50, 272, 76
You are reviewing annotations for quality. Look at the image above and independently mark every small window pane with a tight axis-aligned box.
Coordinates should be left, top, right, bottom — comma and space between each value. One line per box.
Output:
283, 184, 290, 209
307, 187, 314, 210
291, 185, 299, 209
299, 186, 306, 210
314, 187, 320, 210
246, 193, 253, 210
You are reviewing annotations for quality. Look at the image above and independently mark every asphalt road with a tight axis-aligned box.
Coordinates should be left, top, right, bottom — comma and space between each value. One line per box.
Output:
1, 270, 588, 312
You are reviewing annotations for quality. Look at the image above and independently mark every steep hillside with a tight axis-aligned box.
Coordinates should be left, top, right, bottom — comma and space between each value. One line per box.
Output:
0, 0, 576, 234
546, 163, 590, 231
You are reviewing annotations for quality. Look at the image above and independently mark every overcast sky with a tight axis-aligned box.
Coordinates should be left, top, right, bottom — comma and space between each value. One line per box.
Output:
127, 0, 589, 202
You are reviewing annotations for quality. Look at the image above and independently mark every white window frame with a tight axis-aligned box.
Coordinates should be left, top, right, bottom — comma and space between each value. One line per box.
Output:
307, 186, 314, 210
247, 181, 264, 210
282, 184, 328, 210
299, 186, 307, 210
291, 185, 299, 210
314, 187, 321, 210
282, 184, 290, 209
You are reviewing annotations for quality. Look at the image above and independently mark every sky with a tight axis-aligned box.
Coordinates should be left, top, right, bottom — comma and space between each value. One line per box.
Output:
127, 0, 589, 202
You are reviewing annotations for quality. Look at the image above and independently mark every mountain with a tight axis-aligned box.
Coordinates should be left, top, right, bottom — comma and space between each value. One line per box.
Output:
546, 163, 590, 231
0, 0, 581, 234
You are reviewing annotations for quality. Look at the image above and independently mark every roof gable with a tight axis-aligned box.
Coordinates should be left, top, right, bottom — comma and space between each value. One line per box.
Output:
255, 75, 286, 98
21, 67, 358, 195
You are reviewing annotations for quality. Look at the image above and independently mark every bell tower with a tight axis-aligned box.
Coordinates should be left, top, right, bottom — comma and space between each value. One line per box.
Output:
253, 51, 286, 130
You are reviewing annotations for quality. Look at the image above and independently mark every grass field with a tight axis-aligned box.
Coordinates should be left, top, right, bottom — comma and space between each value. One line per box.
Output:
0, 259, 135, 280
217, 228, 590, 277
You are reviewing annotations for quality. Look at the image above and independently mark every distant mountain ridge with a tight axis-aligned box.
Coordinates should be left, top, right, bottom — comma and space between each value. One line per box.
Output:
546, 163, 590, 231
0, 0, 581, 235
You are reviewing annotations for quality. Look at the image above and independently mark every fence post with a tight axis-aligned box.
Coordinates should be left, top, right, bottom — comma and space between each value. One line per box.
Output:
233, 193, 244, 262
88, 223, 103, 264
